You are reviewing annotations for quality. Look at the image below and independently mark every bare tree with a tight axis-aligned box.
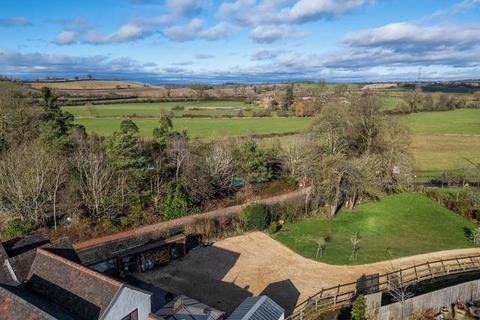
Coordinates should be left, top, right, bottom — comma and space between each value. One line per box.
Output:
350, 232, 361, 261
206, 139, 236, 195
387, 272, 414, 320
315, 236, 327, 258
168, 136, 190, 181
0, 143, 56, 224
51, 157, 67, 230
281, 141, 307, 177
72, 138, 117, 218
310, 104, 348, 156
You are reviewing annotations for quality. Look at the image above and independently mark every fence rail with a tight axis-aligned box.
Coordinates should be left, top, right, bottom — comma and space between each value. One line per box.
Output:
287, 254, 480, 320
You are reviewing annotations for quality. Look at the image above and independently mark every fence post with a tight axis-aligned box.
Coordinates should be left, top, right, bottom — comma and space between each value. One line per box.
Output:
440, 259, 447, 274
427, 261, 434, 278
334, 284, 340, 305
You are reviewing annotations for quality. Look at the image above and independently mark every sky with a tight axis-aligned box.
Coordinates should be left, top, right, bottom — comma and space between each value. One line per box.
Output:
1, 0, 480, 83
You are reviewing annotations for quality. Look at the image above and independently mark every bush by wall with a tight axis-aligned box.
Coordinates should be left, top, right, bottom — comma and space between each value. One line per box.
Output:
240, 203, 272, 230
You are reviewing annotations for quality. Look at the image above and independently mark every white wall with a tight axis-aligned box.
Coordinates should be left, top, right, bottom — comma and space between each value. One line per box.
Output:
103, 286, 151, 320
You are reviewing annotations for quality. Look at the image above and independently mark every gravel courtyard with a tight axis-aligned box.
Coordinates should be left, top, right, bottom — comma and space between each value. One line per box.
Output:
133, 232, 480, 314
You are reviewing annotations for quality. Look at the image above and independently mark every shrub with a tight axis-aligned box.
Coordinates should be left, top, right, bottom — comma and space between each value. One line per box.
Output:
3, 219, 35, 240
161, 179, 197, 220
240, 203, 272, 230
351, 295, 367, 320
184, 218, 220, 240
281, 175, 298, 188
272, 198, 306, 223
172, 105, 185, 111
268, 222, 281, 234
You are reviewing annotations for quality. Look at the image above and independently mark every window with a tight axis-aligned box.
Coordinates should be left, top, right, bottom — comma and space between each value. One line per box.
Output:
121, 309, 138, 320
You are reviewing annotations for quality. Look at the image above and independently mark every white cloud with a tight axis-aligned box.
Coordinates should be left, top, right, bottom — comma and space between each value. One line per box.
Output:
218, 0, 373, 26
250, 24, 299, 43
166, 0, 208, 17
0, 17, 32, 27
251, 49, 286, 60
55, 31, 76, 45
85, 23, 151, 44
195, 54, 214, 59
0, 49, 159, 75
281, 0, 374, 23
344, 22, 480, 50
164, 19, 234, 42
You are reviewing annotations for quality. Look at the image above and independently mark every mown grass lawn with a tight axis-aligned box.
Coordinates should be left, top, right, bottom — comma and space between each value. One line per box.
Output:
273, 193, 476, 265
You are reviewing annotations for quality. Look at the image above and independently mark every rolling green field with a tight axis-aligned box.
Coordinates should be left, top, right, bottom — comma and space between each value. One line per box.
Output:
380, 95, 402, 110
295, 82, 361, 93
64, 100, 258, 118
77, 117, 311, 138
403, 109, 480, 180
274, 193, 475, 265
405, 109, 480, 135
65, 101, 480, 180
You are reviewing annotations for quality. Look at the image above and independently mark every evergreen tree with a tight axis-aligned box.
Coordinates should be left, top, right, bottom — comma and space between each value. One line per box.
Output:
38, 87, 75, 149
239, 139, 272, 184
283, 84, 295, 111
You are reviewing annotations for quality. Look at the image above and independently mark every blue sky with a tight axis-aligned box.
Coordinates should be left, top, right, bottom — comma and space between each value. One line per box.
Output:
1, 0, 480, 83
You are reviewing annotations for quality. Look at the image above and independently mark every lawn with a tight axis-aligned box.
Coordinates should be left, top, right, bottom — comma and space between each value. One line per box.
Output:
77, 117, 312, 138
274, 193, 476, 265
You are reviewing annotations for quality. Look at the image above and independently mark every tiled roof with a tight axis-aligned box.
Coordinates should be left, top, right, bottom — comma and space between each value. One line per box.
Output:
0, 285, 56, 320
1, 237, 80, 284
227, 296, 284, 320
0, 285, 78, 320
27, 248, 123, 320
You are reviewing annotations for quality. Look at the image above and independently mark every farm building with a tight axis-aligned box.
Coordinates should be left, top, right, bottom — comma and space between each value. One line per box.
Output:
75, 231, 187, 275
227, 296, 285, 320
0, 233, 152, 320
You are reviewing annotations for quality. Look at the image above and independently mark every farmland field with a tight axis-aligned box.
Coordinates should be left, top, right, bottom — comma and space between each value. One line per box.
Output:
76, 117, 311, 138
29, 80, 146, 90
380, 95, 402, 110
274, 193, 475, 265
63, 100, 258, 118
405, 109, 480, 135
66, 102, 480, 180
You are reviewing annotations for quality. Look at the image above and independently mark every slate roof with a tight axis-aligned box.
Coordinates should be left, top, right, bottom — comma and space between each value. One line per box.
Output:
0, 285, 77, 320
27, 248, 124, 320
156, 295, 224, 320
227, 296, 284, 320
0, 285, 55, 320
0, 237, 80, 284
76, 231, 182, 266
2, 230, 50, 257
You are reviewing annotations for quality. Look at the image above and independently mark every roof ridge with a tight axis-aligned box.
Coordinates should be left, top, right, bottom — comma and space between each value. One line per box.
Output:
35, 248, 123, 288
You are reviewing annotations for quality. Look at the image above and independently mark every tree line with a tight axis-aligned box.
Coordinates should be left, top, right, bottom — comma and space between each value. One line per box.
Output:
0, 87, 412, 239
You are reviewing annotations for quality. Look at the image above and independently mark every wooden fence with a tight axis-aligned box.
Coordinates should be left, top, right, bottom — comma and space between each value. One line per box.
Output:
287, 255, 480, 320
